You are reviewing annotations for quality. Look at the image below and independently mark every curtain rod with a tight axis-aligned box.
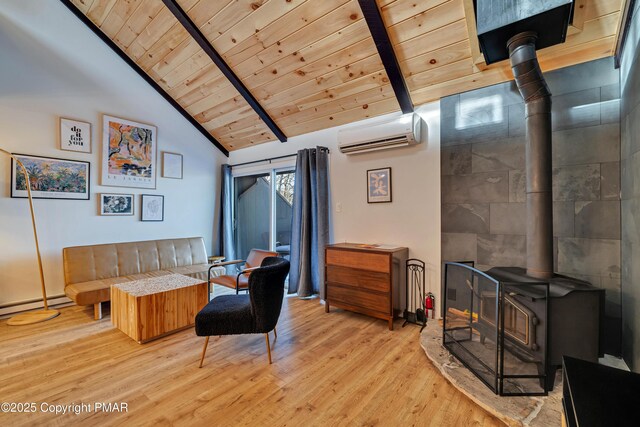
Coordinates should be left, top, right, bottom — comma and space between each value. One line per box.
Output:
229, 147, 330, 168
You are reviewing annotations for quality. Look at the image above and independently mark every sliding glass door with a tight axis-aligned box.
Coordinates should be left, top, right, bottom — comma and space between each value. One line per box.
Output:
233, 173, 271, 260
274, 170, 295, 260
233, 168, 295, 261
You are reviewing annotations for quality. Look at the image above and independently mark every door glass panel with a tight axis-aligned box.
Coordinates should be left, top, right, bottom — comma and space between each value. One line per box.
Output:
274, 171, 295, 260
234, 173, 270, 260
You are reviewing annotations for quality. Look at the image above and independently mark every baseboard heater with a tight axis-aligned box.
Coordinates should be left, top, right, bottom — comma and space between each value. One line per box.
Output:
0, 294, 71, 317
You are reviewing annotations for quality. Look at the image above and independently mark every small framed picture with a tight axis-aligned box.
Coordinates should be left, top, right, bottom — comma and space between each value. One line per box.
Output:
162, 152, 183, 179
100, 193, 134, 216
141, 194, 164, 221
60, 118, 91, 153
367, 167, 392, 203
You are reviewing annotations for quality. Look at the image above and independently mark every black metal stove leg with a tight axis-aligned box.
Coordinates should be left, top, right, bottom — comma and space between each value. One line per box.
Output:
536, 363, 558, 391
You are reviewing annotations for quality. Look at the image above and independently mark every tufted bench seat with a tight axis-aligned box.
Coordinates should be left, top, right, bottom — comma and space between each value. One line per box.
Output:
63, 237, 224, 320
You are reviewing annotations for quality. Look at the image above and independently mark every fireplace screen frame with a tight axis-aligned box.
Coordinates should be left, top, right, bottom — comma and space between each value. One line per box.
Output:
442, 262, 550, 396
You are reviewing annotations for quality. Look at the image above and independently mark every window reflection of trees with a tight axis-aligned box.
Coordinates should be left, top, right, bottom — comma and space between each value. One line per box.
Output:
263, 172, 295, 205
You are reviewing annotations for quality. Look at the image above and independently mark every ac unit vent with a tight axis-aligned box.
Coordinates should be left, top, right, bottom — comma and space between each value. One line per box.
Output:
338, 113, 426, 155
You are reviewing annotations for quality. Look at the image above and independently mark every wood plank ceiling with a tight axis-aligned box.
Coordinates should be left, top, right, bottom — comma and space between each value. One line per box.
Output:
67, 0, 626, 152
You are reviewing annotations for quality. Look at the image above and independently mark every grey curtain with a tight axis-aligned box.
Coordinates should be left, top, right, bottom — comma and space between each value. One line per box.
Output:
217, 164, 235, 261
288, 147, 330, 298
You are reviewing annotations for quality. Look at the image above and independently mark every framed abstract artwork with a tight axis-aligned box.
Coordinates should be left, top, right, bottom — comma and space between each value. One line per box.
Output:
100, 193, 134, 216
367, 167, 392, 203
162, 152, 183, 179
60, 117, 91, 153
102, 115, 157, 189
10, 154, 90, 200
141, 194, 164, 221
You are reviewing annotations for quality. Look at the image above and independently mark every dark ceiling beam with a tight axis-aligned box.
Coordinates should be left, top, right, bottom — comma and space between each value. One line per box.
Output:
358, 0, 414, 114
162, 0, 287, 143
58, 0, 229, 157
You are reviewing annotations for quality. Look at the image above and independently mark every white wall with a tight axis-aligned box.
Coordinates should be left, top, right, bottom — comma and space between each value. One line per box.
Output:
0, 1, 225, 310
229, 103, 442, 313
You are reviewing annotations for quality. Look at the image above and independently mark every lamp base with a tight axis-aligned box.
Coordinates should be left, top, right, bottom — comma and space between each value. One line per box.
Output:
7, 309, 60, 326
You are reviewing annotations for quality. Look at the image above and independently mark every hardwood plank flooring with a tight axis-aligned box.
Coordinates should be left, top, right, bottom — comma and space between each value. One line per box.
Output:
0, 296, 501, 426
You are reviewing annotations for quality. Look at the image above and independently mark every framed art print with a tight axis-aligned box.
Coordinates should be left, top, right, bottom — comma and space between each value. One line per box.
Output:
60, 118, 91, 153
141, 194, 164, 221
11, 154, 90, 200
100, 193, 134, 216
367, 167, 392, 203
162, 152, 183, 179
102, 115, 157, 189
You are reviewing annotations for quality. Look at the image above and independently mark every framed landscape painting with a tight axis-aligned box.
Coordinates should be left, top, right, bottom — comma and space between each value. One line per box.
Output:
11, 154, 90, 200
141, 194, 164, 221
102, 115, 157, 189
100, 193, 134, 216
367, 167, 392, 203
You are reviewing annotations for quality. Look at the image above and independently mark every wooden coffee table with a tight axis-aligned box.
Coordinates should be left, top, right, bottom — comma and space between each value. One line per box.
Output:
111, 274, 208, 343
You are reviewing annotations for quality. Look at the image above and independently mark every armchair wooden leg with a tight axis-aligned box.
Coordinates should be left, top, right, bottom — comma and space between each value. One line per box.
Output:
265, 333, 272, 364
273, 326, 277, 339
199, 337, 210, 368
94, 303, 102, 320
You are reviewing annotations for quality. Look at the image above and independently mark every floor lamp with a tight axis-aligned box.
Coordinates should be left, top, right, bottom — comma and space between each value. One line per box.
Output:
0, 148, 60, 325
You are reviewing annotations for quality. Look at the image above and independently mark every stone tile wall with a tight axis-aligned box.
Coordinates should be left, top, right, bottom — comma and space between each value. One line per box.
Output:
441, 58, 621, 354
621, 1, 640, 371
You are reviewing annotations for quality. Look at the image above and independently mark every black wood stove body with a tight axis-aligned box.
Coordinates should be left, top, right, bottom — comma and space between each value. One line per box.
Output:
443, 263, 604, 396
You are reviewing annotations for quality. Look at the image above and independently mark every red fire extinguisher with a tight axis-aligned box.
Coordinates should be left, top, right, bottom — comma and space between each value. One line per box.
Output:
425, 292, 435, 319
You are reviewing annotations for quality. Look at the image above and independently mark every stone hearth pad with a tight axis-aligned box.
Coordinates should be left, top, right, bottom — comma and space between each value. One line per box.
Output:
419, 321, 563, 427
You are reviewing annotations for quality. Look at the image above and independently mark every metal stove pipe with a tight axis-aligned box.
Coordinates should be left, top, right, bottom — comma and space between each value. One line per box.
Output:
507, 32, 554, 280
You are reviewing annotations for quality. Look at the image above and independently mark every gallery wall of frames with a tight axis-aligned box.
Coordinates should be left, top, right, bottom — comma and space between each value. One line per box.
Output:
10, 115, 186, 222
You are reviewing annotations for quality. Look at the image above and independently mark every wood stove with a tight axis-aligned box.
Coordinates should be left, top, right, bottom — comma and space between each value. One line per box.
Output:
442, 0, 607, 396
443, 262, 605, 396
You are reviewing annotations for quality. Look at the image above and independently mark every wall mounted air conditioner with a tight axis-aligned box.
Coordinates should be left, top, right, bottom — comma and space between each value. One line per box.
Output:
338, 113, 426, 154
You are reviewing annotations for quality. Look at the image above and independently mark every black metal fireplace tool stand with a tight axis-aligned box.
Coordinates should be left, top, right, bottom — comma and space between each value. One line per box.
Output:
402, 259, 431, 332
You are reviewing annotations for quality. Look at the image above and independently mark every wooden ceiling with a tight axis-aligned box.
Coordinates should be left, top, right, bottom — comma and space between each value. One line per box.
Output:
66, 0, 625, 153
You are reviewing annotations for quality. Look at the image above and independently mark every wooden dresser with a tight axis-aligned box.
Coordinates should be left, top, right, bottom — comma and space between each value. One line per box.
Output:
325, 243, 408, 330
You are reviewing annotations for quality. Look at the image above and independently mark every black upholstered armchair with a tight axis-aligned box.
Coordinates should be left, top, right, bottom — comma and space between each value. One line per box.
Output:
196, 257, 290, 366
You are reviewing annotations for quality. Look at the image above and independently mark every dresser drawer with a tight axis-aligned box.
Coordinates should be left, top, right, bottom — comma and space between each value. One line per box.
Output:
327, 284, 390, 314
326, 265, 390, 292
326, 249, 390, 273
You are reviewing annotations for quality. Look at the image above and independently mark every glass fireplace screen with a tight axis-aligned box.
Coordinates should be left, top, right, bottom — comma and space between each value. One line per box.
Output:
443, 262, 550, 396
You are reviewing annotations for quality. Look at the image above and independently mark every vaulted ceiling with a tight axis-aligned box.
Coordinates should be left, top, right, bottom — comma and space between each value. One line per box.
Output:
65, 0, 625, 153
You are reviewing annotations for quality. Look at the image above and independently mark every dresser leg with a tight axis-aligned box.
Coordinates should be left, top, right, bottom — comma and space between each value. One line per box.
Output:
325, 301, 330, 313
388, 318, 393, 331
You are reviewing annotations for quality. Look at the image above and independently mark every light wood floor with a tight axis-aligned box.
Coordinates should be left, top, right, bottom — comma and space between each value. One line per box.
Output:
0, 297, 501, 426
